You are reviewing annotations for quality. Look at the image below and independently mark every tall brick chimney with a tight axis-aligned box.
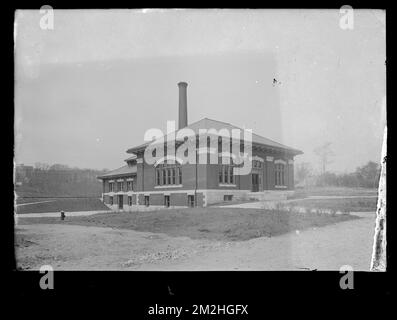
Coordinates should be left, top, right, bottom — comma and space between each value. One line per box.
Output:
178, 82, 188, 129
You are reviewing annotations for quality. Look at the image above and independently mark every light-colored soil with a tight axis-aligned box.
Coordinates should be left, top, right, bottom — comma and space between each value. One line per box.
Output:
15, 212, 375, 271
16, 210, 110, 218
219, 196, 377, 212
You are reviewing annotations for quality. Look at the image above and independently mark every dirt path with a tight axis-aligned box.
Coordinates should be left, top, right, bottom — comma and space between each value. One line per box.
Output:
16, 210, 110, 218
15, 213, 375, 271
307, 195, 378, 199
16, 200, 56, 206
150, 212, 375, 271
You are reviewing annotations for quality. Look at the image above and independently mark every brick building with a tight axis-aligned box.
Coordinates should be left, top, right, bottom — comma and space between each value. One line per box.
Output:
98, 82, 303, 211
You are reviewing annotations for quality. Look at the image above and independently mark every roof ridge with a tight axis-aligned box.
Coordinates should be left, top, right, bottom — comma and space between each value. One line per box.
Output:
108, 164, 128, 171
200, 117, 233, 127
126, 117, 302, 154
199, 118, 301, 151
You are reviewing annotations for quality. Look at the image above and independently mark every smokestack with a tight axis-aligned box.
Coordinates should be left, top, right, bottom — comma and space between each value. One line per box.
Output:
178, 82, 188, 129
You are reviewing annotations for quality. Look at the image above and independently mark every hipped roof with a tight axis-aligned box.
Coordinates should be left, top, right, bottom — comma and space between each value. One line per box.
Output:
127, 118, 303, 156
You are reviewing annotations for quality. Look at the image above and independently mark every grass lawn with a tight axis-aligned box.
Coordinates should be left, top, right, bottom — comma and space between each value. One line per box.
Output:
18, 207, 359, 242
15, 198, 58, 205
293, 186, 377, 198
287, 197, 377, 212
16, 197, 109, 214
208, 199, 259, 207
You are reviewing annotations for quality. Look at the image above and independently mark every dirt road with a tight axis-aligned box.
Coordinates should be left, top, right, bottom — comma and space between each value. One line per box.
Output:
15, 213, 375, 271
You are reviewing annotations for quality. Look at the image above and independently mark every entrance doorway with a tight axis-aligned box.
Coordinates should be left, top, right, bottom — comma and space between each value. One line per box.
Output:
118, 195, 123, 209
251, 174, 259, 192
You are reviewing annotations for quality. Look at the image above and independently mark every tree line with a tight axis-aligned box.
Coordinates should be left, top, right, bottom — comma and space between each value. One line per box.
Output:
295, 142, 380, 189
15, 163, 109, 197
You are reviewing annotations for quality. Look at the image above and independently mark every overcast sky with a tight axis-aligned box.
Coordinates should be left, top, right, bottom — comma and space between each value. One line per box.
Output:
14, 9, 385, 173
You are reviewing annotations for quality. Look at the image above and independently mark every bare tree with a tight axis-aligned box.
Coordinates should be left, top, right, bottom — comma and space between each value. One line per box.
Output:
314, 142, 334, 174
34, 162, 50, 170
295, 162, 313, 185
50, 163, 70, 171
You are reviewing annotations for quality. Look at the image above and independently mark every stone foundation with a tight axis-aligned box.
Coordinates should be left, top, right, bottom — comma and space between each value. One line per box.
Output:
103, 189, 295, 211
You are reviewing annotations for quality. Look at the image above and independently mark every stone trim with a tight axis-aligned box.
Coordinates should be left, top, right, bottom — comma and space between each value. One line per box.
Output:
154, 184, 183, 189
104, 189, 250, 196
250, 156, 264, 162
154, 155, 184, 166
218, 183, 237, 187
274, 159, 287, 165
266, 156, 274, 162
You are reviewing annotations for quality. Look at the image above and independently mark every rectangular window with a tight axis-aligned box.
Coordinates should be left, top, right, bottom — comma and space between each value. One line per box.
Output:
280, 165, 283, 185
178, 167, 182, 184
219, 165, 235, 184
156, 165, 182, 186
118, 181, 123, 192
224, 195, 233, 201
253, 160, 263, 169
172, 168, 176, 184
281, 167, 285, 185
109, 182, 114, 192
224, 165, 229, 184
275, 163, 285, 186
126, 181, 133, 191
144, 196, 149, 207
109, 196, 113, 205
188, 195, 195, 207
156, 169, 160, 186
164, 195, 170, 208
128, 196, 132, 206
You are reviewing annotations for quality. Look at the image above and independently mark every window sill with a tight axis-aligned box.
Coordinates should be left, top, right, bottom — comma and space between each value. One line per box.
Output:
275, 185, 287, 189
154, 184, 183, 189
219, 184, 237, 187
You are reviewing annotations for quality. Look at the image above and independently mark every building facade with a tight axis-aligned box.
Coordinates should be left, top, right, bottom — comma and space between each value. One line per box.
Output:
98, 82, 303, 211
